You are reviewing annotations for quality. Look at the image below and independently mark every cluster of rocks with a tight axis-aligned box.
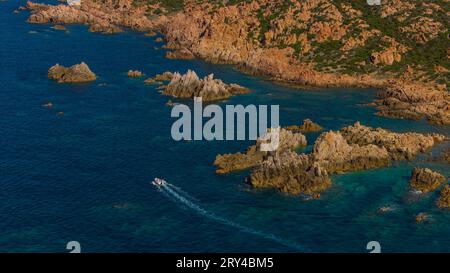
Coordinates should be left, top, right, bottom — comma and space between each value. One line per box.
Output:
215, 122, 446, 196
48, 62, 96, 83
161, 70, 250, 101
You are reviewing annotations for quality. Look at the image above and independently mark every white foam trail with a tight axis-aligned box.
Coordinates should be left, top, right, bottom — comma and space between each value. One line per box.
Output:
156, 182, 307, 252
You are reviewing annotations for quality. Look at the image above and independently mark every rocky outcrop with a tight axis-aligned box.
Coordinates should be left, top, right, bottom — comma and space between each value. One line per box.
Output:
250, 151, 331, 195
162, 70, 250, 101
166, 48, 195, 60
437, 185, 450, 209
312, 131, 390, 174
415, 212, 431, 223
214, 128, 307, 174
410, 168, 446, 193
339, 122, 445, 161
285, 119, 323, 133
127, 70, 143, 77
375, 80, 450, 125
48, 62, 96, 83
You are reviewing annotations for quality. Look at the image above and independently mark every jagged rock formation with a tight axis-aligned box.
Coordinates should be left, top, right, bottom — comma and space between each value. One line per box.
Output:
214, 128, 307, 174
48, 62, 96, 83
285, 119, 323, 133
217, 122, 445, 195
375, 80, 450, 125
339, 122, 445, 160
410, 168, 446, 193
437, 185, 450, 209
250, 150, 331, 195
162, 70, 250, 101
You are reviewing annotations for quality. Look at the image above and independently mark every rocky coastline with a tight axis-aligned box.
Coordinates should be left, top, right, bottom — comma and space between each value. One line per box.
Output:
24, 0, 449, 125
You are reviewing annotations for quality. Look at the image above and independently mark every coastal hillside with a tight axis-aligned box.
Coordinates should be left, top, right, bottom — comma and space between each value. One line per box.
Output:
24, 0, 450, 123
142, 0, 449, 85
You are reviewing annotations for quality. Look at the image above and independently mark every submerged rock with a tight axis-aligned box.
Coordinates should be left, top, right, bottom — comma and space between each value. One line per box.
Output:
162, 70, 250, 101
415, 212, 431, 223
437, 185, 450, 209
48, 62, 96, 83
52, 24, 66, 30
410, 168, 446, 193
42, 102, 53, 108
285, 119, 323, 133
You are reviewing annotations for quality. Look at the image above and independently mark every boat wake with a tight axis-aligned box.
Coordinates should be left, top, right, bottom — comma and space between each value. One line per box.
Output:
154, 180, 308, 252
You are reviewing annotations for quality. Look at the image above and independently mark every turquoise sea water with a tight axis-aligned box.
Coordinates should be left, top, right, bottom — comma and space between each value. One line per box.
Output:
1, 0, 449, 252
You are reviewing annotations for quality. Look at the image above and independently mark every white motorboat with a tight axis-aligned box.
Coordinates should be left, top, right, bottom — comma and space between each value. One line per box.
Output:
152, 178, 166, 186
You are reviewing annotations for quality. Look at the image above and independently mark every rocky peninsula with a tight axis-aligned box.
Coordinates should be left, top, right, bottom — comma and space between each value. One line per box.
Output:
48, 62, 96, 83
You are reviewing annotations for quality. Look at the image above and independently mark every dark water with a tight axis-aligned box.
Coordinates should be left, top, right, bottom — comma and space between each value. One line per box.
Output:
1, 0, 449, 252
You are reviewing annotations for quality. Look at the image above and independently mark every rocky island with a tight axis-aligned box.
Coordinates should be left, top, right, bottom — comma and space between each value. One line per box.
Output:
48, 62, 96, 83
156, 70, 250, 101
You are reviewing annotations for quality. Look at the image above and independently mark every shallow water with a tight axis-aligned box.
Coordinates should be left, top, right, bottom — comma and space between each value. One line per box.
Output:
0, 0, 449, 252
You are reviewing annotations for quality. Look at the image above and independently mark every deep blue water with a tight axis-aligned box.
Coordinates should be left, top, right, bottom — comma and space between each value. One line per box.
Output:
1, 0, 449, 252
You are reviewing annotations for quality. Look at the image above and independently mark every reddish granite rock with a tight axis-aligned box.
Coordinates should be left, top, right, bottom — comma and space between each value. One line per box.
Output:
214, 128, 307, 174
410, 168, 446, 193
285, 119, 323, 133
162, 70, 250, 101
127, 70, 143, 77
437, 185, 450, 209
48, 62, 96, 83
